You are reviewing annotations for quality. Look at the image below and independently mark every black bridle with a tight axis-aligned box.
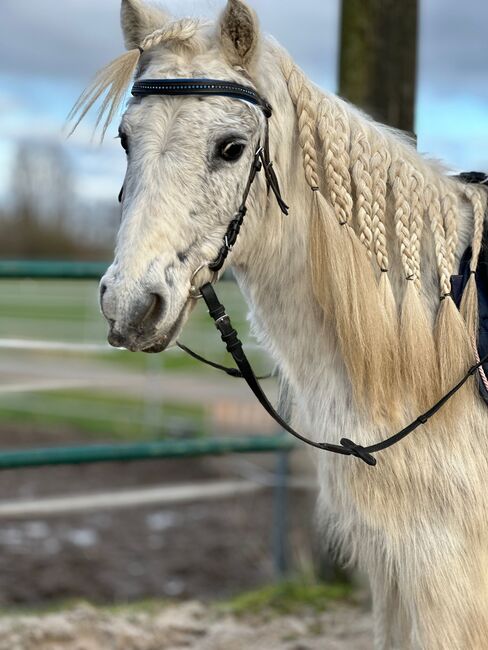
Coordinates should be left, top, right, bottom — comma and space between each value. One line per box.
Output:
129, 77, 488, 467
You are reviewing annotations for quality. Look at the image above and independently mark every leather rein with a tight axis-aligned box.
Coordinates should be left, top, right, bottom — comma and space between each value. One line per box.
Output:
130, 77, 488, 467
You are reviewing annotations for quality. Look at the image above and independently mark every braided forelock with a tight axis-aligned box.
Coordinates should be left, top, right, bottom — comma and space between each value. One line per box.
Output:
140, 18, 208, 51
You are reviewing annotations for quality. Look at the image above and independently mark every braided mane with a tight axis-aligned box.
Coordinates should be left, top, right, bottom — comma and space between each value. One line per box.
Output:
278, 50, 487, 421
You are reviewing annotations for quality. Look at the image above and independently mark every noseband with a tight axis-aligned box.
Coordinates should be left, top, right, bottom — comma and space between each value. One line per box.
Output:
129, 77, 488, 467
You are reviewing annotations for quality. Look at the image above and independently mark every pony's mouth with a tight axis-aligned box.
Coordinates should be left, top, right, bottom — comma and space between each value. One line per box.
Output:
139, 300, 193, 353
107, 299, 192, 354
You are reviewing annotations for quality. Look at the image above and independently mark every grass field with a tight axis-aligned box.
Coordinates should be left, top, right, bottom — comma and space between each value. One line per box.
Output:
0, 279, 272, 441
0, 279, 249, 354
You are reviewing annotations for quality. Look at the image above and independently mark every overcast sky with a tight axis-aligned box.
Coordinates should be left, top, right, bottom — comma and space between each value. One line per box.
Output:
0, 0, 487, 203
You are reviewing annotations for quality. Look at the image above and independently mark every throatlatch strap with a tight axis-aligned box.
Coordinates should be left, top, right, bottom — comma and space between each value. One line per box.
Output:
193, 283, 488, 467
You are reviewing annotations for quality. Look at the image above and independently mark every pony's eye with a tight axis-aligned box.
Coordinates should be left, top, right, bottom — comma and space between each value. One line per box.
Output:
218, 140, 246, 162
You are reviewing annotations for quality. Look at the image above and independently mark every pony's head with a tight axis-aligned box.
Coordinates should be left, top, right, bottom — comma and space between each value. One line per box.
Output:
75, 0, 273, 352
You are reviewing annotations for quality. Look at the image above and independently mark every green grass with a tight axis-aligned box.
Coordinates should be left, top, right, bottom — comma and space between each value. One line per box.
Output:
0, 278, 263, 366
0, 579, 354, 619
0, 278, 267, 439
0, 597, 173, 618
0, 388, 207, 440
217, 579, 353, 617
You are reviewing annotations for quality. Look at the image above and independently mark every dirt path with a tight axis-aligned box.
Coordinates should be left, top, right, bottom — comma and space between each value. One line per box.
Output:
0, 602, 373, 650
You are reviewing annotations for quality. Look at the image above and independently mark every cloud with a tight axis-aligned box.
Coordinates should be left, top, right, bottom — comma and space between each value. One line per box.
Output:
0, 0, 487, 204
419, 0, 488, 102
0, 0, 338, 88
1, 0, 487, 99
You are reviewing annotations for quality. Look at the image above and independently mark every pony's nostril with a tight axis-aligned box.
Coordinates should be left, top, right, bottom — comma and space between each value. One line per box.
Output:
140, 292, 166, 328
108, 329, 125, 348
99, 282, 110, 316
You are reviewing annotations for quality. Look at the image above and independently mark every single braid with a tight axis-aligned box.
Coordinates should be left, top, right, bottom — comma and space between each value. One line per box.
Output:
464, 185, 486, 272
392, 163, 439, 409
280, 57, 320, 189
461, 185, 487, 342
316, 98, 353, 225
409, 168, 425, 289
370, 143, 391, 272
425, 183, 451, 298
350, 128, 374, 257
434, 183, 476, 399
368, 133, 399, 407
392, 161, 416, 282
442, 191, 459, 278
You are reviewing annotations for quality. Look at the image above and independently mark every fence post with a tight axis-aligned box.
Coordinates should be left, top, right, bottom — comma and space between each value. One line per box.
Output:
339, 0, 418, 134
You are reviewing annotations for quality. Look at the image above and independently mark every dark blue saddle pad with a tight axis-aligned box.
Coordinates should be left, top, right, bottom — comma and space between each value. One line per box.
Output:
451, 222, 488, 405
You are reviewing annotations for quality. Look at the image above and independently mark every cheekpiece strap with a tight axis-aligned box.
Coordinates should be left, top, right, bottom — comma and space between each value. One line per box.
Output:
131, 78, 273, 118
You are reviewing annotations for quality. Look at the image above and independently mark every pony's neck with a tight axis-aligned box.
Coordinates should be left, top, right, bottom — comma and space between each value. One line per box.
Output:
231, 45, 481, 437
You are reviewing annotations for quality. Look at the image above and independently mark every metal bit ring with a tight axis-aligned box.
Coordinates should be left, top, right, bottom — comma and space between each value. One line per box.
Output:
189, 264, 218, 300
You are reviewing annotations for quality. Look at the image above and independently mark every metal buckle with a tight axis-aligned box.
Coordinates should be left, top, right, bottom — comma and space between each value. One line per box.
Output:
224, 236, 233, 252
215, 314, 229, 327
189, 263, 218, 300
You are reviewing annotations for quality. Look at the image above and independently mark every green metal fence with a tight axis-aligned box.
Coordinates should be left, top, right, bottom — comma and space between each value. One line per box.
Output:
0, 259, 293, 574
0, 260, 109, 280
0, 436, 295, 470
0, 260, 291, 466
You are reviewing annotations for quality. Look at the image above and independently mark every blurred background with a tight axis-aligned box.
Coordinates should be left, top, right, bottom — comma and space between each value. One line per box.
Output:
0, 0, 486, 628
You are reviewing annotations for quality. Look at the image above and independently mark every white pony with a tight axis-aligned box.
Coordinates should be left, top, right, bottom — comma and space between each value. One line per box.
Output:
70, 1, 488, 647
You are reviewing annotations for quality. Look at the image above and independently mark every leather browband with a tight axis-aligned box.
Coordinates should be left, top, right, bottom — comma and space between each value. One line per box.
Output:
131, 78, 273, 118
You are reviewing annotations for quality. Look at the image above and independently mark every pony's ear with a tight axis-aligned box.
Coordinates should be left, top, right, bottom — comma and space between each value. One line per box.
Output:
219, 0, 260, 68
121, 0, 168, 50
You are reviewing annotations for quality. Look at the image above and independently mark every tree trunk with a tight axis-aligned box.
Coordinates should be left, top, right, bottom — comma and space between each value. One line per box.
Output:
339, 0, 418, 134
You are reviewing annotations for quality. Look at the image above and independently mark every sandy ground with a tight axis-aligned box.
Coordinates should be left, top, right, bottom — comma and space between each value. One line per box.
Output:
0, 427, 374, 648
0, 429, 317, 604
0, 601, 373, 650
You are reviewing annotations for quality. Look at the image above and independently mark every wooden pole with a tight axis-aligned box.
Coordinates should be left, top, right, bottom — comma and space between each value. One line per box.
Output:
339, 0, 418, 133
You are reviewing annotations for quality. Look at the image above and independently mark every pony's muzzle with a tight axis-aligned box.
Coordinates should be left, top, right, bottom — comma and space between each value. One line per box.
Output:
100, 283, 167, 350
